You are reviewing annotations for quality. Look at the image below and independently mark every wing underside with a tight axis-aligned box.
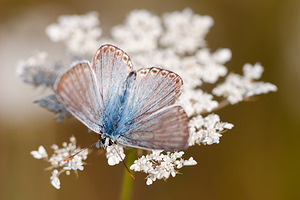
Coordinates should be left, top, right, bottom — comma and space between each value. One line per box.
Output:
54, 62, 103, 133
117, 105, 189, 151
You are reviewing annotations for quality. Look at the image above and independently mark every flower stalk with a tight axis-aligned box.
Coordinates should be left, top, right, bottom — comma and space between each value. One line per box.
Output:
120, 149, 137, 200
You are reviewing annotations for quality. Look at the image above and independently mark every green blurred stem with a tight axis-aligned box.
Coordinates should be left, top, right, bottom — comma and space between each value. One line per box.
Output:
119, 148, 137, 200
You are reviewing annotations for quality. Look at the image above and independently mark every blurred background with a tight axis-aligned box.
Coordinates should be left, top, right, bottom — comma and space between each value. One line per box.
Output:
0, 0, 299, 199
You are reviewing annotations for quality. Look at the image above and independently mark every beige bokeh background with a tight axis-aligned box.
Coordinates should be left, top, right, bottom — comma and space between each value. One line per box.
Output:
0, 0, 299, 200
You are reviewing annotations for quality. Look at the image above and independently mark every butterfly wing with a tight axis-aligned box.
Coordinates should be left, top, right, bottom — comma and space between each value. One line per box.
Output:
117, 105, 189, 151
116, 67, 189, 151
54, 62, 103, 133
91, 44, 134, 132
123, 67, 183, 122
91, 44, 133, 110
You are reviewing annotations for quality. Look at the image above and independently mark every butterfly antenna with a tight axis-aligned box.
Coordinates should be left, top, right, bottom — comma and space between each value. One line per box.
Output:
112, 145, 135, 179
64, 142, 98, 162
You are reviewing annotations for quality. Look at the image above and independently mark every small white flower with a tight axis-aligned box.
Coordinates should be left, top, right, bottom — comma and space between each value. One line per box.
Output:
223, 122, 234, 129
50, 170, 61, 189
183, 157, 197, 166
63, 152, 87, 171
106, 144, 125, 166
243, 63, 264, 80
212, 48, 232, 64
69, 135, 76, 144
146, 178, 154, 185
31, 145, 48, 159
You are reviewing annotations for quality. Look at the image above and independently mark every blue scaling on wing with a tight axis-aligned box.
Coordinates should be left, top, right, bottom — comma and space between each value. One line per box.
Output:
90, 45, 136, 140
103, 71, 137, 139
91, 45, 133, 127
55, 44, 189, 151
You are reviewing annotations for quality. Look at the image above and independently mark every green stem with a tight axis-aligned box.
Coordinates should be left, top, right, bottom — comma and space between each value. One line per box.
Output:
119, 148, 137, 200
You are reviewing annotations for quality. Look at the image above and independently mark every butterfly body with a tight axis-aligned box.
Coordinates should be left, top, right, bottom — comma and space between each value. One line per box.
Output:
55, 44, 189, 151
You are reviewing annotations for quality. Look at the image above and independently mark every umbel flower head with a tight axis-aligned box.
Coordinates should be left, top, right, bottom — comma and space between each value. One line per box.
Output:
21, 8, 277, 188
30, 136, 88, 189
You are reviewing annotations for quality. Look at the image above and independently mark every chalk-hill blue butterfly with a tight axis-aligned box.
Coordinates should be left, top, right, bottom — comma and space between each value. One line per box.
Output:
54, 44, 189, 151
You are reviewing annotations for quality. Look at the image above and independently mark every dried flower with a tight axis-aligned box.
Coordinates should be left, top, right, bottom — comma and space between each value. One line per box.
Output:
34, 94, 70, 122
17, 52, 58, 87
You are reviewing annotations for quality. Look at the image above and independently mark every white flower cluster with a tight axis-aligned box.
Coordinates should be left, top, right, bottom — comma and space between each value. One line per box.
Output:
19, 8, 278, 187
160, 8, 213, 54
30, 136, 88, 189
178, 90, 218, 117
213, 63, 278, 104
111, 10, 162, 53
46, 12, 102, 56
105, 144, 126, 166
188, 114, 234, 146
130, 150, 197, 185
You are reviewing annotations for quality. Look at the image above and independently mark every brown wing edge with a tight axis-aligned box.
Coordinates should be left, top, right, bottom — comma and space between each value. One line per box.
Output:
91, 44, 134, 74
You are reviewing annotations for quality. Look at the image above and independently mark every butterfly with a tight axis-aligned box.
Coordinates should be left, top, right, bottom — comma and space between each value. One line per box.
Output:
54, 44, 189, 151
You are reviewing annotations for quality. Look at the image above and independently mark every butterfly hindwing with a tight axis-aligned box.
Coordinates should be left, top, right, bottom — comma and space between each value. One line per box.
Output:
117, 105, 189, 151
115, 67, 189, 150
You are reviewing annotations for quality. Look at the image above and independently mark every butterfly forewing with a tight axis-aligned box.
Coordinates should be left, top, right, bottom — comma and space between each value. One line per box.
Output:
117, 105, 189, 151
91, 45, 133, 111
54, 62, 103, 133
120, 67, 183, 124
